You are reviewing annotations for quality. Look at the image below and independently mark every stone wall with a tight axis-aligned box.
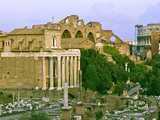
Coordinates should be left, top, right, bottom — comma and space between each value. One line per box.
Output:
151, 32, 160, 55
0, 57, 43, 89
8, 34, 44, 52
0, 15, 123, 52
61, 38, 95, 49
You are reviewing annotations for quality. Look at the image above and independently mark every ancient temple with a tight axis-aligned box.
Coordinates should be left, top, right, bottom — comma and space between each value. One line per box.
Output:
0, 15, 122, 90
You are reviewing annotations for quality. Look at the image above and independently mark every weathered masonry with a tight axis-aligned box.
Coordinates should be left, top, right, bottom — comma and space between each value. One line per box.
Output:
0, 15, 121, 90
0, 50, 80, 90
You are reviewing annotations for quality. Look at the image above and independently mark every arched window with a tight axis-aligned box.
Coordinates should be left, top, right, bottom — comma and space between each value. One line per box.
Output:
62, 30, 71, 39
2, 41, 4, 47
87, 32, 95, 42
75, 31, 83, 38
52, 35, 55, 47
5, 41, 7, 46
28, 41, 33, 51
52, 35, 57, 47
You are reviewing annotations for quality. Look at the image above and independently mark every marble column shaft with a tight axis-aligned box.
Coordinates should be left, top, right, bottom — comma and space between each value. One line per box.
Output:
49, 57, 54, 90
70, 56, 74, 87
57, 56, 62, 90
42, 57, 47, 90
74, 56, 77, 87
62, 56, 65, 88
77, 56, 80, 87
66, 56, 69, 86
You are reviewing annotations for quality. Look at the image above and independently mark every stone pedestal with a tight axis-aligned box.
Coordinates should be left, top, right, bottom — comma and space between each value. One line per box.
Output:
75, 101, 84, 116
61, 107, 72, 120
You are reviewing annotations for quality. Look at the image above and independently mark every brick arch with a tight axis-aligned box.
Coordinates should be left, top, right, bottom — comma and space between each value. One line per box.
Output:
87, 32, 95, 43
75, 30, 83, 38
111, 33, 123, 44
61, 29, 72, 39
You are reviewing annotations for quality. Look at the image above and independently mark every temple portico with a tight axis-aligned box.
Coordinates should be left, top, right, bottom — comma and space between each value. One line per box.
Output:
1, 49, 80, 90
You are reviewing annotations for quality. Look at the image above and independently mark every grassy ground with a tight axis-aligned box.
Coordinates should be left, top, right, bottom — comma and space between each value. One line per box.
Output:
0, 88, 80, 104
0, 91, 12, 104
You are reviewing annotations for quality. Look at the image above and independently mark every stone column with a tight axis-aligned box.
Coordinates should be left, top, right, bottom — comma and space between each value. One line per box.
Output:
74, 56, 77, 87
64, 82, 69, 108
42, 57, 47, 90
49, 57, 54, 90
77, 56, 80, 87
54, 59, 58, 88
57, 56, 62, 90
61, 82, 72, 120
62, 56, 66, 88
66, 56, 69, 87
70, 56, 74, 88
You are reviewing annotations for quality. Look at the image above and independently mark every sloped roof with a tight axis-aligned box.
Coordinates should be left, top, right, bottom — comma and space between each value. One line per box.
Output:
8, 28, 44, 35
0, 31, 7, 37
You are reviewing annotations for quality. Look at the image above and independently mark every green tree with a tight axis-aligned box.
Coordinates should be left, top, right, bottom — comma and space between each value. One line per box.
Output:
84, 63, 99, 91
130, 64, 148, 83
81, 49, 113, 94
95, 110, 103, 120
113, 81, 126, 95
81, 49, 128, 95
137, 54, 160, 95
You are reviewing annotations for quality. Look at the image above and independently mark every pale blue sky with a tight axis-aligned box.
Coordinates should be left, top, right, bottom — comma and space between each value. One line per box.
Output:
0, 0, 160, 40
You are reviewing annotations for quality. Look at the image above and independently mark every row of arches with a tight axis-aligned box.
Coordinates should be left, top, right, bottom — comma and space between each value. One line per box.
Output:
61, 30, 95, 42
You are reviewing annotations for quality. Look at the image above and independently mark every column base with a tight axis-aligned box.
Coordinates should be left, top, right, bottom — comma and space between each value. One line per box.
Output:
35, 86, 39, 90
42, 87, 47, 90
74, 85, 79, 88
61, 106, 72, 120
70, 86, 74, 88
49, 87, 54, 90
76, 85, 80, 88
57, 87, 62, 90
62, 106, 72, 110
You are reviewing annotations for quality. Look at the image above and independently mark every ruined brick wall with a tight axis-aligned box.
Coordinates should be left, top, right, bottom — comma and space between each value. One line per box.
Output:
151, 32, 160, 56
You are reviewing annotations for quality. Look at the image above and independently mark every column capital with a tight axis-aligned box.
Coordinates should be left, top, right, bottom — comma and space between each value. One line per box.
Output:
58, 56, 61, 60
